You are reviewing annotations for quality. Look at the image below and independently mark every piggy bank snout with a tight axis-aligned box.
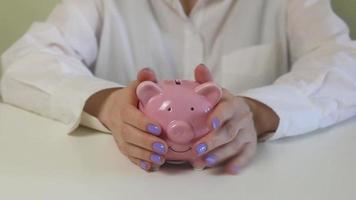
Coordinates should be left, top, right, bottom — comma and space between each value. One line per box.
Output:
167, 121, 194, 145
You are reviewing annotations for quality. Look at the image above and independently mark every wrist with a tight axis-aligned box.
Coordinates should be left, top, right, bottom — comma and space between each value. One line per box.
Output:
242, 97, 279, 137
84, 88, 121, 122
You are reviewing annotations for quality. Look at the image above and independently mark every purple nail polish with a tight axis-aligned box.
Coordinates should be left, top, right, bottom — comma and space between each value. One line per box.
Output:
152, 142, 165, 154
195, 143, 208, 155
150, 154, 163, 165
140, 160, 149, 170
147, 124, 161, 135
212, 117, 220, 129
205, 154, 217, 167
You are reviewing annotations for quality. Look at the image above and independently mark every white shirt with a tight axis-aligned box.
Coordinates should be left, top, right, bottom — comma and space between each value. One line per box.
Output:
1, 0, 356, 140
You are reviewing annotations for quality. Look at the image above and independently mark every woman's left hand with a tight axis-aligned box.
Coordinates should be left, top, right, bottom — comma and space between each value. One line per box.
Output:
191, 90, 256, 174
192, 67, 279, 174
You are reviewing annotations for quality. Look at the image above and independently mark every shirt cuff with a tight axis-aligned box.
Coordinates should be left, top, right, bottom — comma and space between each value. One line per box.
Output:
52, 76, 123, 134
239, 85, 321, 141
80, 112, 111, 133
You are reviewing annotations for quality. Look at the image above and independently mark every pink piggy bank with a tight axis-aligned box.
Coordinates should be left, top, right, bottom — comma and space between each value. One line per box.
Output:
136, 79, 222, 164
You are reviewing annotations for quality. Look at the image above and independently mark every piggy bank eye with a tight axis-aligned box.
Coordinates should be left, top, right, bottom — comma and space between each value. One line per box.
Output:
190, 107, 194, 111
167, 107, 172, 112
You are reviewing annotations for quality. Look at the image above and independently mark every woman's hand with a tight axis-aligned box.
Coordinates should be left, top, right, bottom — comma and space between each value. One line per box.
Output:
84, 69, 168, 172
83, 65, 213, 172
192, 79, 279, 175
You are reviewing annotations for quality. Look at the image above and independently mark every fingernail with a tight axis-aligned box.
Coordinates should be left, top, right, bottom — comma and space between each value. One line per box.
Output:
195, 143, 208, 155
205, 154, 217, 167
147, 124, 161, 135
152, 142, 166, 154
139, 160, 150, 171
150, 154, 163, 165
211, 117, 220, 129
142, 67, 152, 72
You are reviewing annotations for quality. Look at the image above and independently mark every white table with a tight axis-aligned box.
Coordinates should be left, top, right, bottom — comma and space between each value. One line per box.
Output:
1, 103, 356, 200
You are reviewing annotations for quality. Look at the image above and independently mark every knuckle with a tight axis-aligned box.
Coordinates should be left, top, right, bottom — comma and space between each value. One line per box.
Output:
221, 88, 231, 99
220, 100, 230, 110
138, 117, 149, 130
137, 133, 149, 147
226, 100, 236, 110
233, 146, 242, 155
121, 125, 151, 148
103, 112, 116, 128
129, 157, 138, 165
120, 124, 130, 137
207, 137, 219, 150
232, 139, 242, 150
120, 106, 131, 119
107, 117, 114, 127
139, 149, 152, 160
118, 143, 128, 154
100, 115, 110, 127
210, 137, 224, 150
210, 103, 224, 121
224, 123, 237, 140
232, 98, 242, 109
214, 103, 224, 116
245, 111, 254, 120
126, 146, 139, 157
247, 143, 257, 155
213, 101, 223, 112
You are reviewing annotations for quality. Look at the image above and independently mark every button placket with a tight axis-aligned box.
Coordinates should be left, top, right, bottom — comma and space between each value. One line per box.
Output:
183, 26, 204, 80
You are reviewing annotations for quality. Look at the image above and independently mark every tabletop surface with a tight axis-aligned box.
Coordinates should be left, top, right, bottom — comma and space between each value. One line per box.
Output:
1, 102, 356, 200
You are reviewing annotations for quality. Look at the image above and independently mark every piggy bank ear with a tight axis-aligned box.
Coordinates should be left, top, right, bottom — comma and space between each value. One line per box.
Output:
136, 81, 162, 106
194, 82, 222, 106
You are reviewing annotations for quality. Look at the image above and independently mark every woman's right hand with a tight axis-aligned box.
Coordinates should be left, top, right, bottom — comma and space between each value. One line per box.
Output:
84, 64, 214, 171
84, 68, 168, 171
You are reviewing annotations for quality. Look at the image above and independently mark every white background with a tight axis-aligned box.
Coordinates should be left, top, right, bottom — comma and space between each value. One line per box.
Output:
1, 103, 355, 200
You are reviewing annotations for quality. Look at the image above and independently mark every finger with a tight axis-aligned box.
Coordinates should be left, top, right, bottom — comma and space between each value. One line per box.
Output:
225, 142, 257, 175
114, 140, 160, 171
121, 123, 167, 155
112, 134, 128, 156
191, 157, 206, 170
125, 144, 165, 166
207, 99, 237, 130
120, 105, 162, 136
137, 68, 157, 83
193, 123, 237, 157
194, 64, 213, 83
194, 112, 253, 156
128, 156, 154, 172
203, 136, 246, 168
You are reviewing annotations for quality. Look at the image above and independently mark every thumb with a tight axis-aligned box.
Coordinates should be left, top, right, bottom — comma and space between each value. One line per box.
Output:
194, 64, 213, 83
137, 67, 157, 83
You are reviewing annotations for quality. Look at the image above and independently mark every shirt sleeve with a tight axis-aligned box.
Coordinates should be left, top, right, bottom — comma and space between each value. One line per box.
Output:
239, 0, 356, 140
0, 0, 122, 133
